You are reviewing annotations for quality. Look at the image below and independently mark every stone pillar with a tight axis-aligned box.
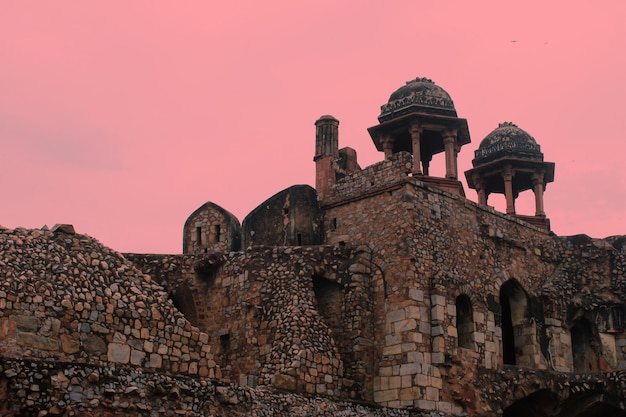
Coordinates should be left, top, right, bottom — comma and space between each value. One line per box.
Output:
532, 172, 546, 216
442, 129, 458, 179
381, 135, 395, 159
423, 155, 432, 176
409, 122, 423, 175
503, 165, 516, 214
473, 174, 487, 205
454, 143, 461, 180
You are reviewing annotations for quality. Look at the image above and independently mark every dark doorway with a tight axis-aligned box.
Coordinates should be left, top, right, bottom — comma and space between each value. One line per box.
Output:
500, 280, 529, 366
571, 319, 600, 373
456, 294, 474, 350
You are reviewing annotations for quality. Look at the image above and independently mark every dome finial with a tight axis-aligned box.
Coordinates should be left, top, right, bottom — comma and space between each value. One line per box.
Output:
498, 121, 518, 128
406, 77, 433, 85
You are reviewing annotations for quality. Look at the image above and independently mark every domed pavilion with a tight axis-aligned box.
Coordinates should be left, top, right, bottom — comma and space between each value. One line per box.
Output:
465, 122, 555, 230
368, 77, 471, 196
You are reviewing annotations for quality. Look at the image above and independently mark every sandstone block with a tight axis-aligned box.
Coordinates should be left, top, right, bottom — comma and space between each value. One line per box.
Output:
400, 362, 420, 375
107, 343, 130, 363
14, 315, 38, 332
17, 332, 59, 351
399, 387, 419, 401
61, 334, 80, 354
273, 374, 297, 391
387, 309, 406, 323
431, 305, 445, 322
425, 386, 440, 401
130, 349, 146, 365
82, 335, 106, 354
431, 294, 445, 306
394, 319, 417, 333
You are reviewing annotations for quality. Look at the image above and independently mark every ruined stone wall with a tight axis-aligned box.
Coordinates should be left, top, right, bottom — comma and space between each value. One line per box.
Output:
0, 358, 453, 417
127, 245, 376, 401
0, 227, 216, 378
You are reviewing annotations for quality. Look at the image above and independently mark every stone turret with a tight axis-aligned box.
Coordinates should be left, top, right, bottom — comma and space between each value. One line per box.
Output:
314, 115, 340, 199
314, 115, 359, 200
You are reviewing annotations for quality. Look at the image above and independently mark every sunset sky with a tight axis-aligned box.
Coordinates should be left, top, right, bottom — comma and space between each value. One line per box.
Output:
2, 1, 625, 254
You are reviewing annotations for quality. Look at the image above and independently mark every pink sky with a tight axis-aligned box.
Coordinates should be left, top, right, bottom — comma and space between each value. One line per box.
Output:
2, 2, 625, 254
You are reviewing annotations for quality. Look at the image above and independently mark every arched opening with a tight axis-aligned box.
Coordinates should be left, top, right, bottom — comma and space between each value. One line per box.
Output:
560, 392, 626, 417
312, 275, 343, 334
456, 294, 474, 349
504, 390, 626, 417
503, 389, 559, 417
571, 319, 601, 373
500, 280, 529, 365
168, 283, 198, 327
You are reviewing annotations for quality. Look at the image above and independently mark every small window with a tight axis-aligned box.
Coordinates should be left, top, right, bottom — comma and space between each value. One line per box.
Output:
220, 333, 230, 352
214, 224, 221, 242
196, 227, 202, 245
331, 218, 337, 231
297, 233, 302, 245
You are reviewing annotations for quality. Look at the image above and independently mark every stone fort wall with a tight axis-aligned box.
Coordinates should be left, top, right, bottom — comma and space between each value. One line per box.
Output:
319, 151, 626, 412
127, 245, 377, 401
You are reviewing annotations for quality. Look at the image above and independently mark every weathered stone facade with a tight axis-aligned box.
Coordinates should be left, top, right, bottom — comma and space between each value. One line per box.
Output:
1, 77, 625, 416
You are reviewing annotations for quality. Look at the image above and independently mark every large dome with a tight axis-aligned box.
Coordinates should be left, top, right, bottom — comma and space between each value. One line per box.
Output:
473, 122, 543, 165
378, 77, 457, 122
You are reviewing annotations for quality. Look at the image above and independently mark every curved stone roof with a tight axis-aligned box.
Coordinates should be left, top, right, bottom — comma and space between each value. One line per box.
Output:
378, 77, 457, 122
473, 122, 543, 165
316, 114, 339, 123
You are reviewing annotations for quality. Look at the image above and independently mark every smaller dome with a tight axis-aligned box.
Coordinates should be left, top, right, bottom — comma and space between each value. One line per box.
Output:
473, 122, 543, 165
379, 77, 457, 122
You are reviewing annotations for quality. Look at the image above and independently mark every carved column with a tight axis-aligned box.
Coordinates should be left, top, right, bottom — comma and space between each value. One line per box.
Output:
409, 122, 423, 175
532, 172, 546, 216
442, 129, 458, 179
503, 165, 516, 214
381, 135, 395, 159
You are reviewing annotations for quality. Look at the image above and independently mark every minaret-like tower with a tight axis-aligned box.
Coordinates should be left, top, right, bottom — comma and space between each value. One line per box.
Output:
367, 77, 471, 196
465, 122, 555, 230
314, 115, 340, 199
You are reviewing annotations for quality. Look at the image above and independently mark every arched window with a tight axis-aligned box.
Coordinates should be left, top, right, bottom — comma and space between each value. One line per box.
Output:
499, 280, 529, 365
456, 294, 474, 349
